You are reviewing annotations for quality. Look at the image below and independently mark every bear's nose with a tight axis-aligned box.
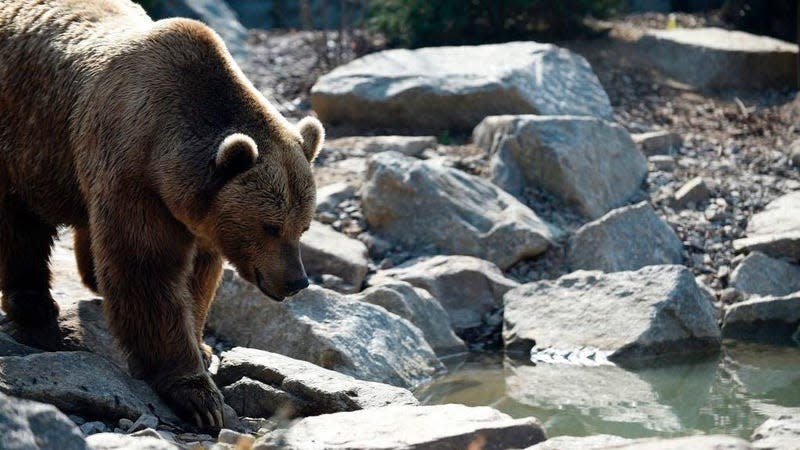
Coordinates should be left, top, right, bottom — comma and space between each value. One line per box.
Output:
285, 277, 309, 297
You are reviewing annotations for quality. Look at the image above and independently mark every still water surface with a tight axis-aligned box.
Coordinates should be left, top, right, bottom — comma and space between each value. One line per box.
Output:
415, 343, 800, 439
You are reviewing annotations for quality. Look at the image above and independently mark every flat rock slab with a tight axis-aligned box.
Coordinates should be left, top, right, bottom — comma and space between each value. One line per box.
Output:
208, 270, 443, 388
503, 265, 721, 365
632, 131, 682, 156
474, 115, 646, 218
215, 347, 417, 418
607, 435, 751, 449
526, 435, 631, 450
751, 416, 800, 450
311, 41, 612, 132
567, 202, 683, 272
1, 392, 88, 450
731, 252, 800, 297
734, 191, 800, 261
361, 152, 558, 269
370, 255, 518, 334
0, 351, 180, 425
635, 27, 798, 90
253, 404, 546, 450
356, 282, 466, 356
325, 136, 437, 158
722, 294, 800, 345
300, 221, 369, 289
86, 432, 179, 450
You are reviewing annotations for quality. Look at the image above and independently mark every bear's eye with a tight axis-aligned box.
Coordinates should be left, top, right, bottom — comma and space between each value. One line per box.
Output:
263, 224, 281, 237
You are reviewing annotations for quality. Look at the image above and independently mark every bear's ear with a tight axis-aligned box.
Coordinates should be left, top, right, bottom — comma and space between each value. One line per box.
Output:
215, 133, 258, 176
297, 117, 324, 163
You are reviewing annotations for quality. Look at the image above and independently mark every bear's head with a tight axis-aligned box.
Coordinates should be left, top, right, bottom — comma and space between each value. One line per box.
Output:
204, 117, 324, 301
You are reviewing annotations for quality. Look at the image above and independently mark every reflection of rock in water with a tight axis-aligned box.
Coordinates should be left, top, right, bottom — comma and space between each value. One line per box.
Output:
503, 358, 718, 437
707, 343, 800, 434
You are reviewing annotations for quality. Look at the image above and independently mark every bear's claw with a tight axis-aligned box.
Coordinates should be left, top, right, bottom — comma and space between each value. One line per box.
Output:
157, 372, 225, 430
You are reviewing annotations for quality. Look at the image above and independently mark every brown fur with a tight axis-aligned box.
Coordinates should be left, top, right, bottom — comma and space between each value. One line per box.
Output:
0, 0, 323, 429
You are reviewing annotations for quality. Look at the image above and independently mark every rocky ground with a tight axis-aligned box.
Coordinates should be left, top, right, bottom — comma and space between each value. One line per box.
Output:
3, 10, 800, 450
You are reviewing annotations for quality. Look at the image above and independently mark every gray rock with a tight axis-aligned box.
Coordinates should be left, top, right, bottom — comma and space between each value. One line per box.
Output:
635, 28, 797, 90
0, 332, 41, 357
361, 152, 558, 269
608, 435, 751, 449
752, 416, 800, 450
208, 275, 443, 388
649, 155, 676, 172
215, 347, 417, 418
526, 435, 631, 449
151, 0, 248, 62
369, 255, 519, 334
355, 281, 466, 356
731, 252, 800, 297
791, 139, 800, 167
311, 42, 612, 132
0, 352, 179, 425
58, 299, 126, 368
316, 182, 356, 214
129, 413, 158, 433
325, 136, 437, 158
0, 392, 88, 450
474, 115, 646, 218
86, 432, 179, 450
253, 404, 546, 450
632, 130, 683, 156
734, 192, 800, 261
567, 202, 683, 273
80, 421, 106, 435
672, 177, 711, 209
722, 294, 800, 345
503, 265, 721, 364
220, 376, 307, 419
300, 221, 369, 289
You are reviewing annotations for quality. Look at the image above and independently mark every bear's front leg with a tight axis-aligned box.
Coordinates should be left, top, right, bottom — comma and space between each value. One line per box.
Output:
90, 205, 224, 430
188, 246, 223, 370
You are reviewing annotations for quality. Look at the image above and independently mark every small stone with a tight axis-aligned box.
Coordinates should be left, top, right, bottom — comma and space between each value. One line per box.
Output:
720, 287, 744, 305
79, 421, 106, 435
118, 418, 133, 431
649, 155, 676, 171
791, 139, 800, 166
218, 429, 255, 446
317, 211, 336, 224
673, 177, 711, 209
633, 130, 683, 156
130, 413, 158, 432
320, 274, 357, 294
68, 415, 86, 426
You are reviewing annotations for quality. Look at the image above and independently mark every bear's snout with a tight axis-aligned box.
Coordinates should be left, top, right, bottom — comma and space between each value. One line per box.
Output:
285, 277, 310, 297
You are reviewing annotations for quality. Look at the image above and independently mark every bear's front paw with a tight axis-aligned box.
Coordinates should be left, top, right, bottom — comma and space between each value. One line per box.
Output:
157, 372, 224, 431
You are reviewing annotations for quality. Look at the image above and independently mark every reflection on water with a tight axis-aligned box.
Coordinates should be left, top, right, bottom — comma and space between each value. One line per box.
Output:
414, 343, 800, 439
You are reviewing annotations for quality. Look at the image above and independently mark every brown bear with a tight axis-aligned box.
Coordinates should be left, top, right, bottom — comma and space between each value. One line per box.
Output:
0, 0, 323, 429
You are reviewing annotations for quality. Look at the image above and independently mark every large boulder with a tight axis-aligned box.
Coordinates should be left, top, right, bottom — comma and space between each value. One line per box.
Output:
607, 435, 751, 449
311, 42, 612, 132
635, 28, 798, 90
355, 282, 466, 356
208, 269, 443, 388
300, 221, 370, 290
86, 432, 179, 450
473, 115, 646, 218
0, 392, 88, 450
503, 265, 721, 365
566, 202, 683, 272
369, 255, 518, 335
253, 404, 546, 450
0, 352, 179, 425
215, 347, 417, 418
526, 435, 631, 450
730, 252, 800, 297
361, 152, 558, 269
734, 192, 800, 261
722, 294, 800, 345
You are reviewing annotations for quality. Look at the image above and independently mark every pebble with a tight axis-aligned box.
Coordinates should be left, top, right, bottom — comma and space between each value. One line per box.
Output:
79, 421, 106, 435
130, 413, 158, 432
